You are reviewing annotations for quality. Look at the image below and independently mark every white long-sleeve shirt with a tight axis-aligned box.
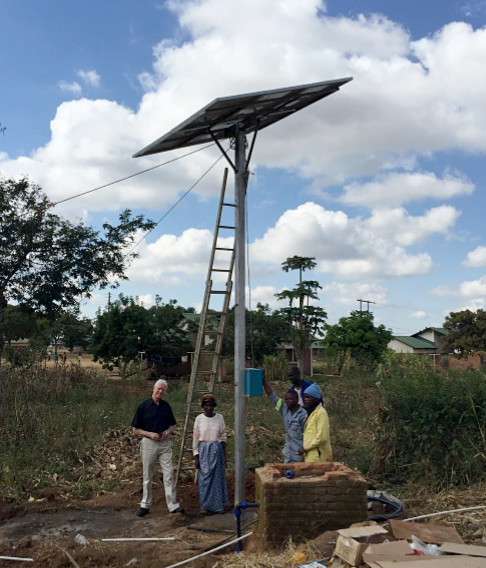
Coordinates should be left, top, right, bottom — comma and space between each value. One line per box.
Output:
192, 413, 227, 455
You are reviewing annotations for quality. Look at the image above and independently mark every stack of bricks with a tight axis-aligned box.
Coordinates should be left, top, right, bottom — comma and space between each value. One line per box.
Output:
255, 462, 368, 547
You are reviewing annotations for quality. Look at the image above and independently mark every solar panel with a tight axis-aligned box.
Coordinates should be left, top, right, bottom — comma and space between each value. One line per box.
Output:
133, 77, 352, 157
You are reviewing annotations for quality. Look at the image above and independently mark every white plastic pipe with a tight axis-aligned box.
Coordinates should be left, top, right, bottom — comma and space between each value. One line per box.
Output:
101, 538, 175, 542
405, 505, 486, 522
0, 557, 34, 563
164, 532, 253, 568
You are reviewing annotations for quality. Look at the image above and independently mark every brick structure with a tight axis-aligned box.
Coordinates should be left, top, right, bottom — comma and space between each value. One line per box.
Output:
255, 462, 368, 547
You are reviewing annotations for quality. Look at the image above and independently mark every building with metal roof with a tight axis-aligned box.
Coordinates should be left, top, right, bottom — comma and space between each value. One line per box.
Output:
389, 327, 450, 355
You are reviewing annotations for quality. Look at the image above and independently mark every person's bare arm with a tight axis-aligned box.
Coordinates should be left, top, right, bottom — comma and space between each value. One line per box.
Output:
132, 427, 162, 441
262, 374, 273, 397
160, 425, 174, 441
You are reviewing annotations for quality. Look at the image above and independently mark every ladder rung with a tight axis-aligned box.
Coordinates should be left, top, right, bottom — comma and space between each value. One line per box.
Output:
196, 370, 216, 375
222, 202, 236, 207
215, 247, 234, 251
210, 290, 227, 294
218, 225, 235, 230
180, 466, 196, 471
211, 268, 231, 272
205, 330, 222, 336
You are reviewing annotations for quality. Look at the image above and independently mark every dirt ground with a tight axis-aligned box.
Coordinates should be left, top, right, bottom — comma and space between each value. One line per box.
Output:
44, 353, 115, 374
0, 477, 257, 568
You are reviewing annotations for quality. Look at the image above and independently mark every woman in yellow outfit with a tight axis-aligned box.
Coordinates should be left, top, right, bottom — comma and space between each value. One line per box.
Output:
298, 383, 332, 462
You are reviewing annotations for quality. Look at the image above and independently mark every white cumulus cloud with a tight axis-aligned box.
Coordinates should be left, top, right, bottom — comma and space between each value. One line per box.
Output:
459, 276, 486, 297
77, 69, 101, 87
251, 202, 434, 280
365, 205, 460, 246
412, 310, 427, 319
341, 171, 474, 209
463, 246, 486, 267
58, 80, 82, 95
322, 281, 388, 307
126, 228, 234, 286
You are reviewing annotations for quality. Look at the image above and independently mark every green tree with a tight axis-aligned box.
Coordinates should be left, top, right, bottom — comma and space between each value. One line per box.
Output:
443, 309, 486, 356
324, 310, 392, 367
92, 295, 192, 377
275, 256, 327, 373
222, 303, 289, 365
2, 305, 38, 345
0, 177, 155, 368
147, 296, 194, 358
47, 311, 94, 352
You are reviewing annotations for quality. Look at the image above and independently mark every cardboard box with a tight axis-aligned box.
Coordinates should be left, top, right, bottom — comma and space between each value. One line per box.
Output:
334, 526, 388, 566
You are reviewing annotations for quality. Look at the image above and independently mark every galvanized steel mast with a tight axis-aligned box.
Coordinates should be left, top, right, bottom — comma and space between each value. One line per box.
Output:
234, 126, 247, 505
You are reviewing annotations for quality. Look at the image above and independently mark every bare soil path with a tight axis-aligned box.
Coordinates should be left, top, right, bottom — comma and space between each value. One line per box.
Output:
0, 482, 253, 567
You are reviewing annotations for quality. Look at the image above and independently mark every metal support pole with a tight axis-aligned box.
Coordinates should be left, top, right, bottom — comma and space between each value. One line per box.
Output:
234, 127, 247, 505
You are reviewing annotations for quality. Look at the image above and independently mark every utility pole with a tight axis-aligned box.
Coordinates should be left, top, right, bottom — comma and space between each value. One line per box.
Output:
357, 299, 375, 313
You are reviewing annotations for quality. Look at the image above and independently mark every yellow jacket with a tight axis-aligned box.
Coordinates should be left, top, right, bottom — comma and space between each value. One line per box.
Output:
303, 405, 332, 462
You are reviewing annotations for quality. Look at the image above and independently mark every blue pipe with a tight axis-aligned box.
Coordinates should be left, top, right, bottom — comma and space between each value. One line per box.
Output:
234, 501, 259, 552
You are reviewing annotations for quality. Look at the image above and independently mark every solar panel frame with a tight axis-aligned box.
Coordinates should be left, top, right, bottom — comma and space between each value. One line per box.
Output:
133, 77, 352, 157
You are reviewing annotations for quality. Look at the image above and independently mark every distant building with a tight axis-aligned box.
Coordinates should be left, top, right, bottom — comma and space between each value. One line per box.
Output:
388, 327, 450, 355
6, 338, 30, 349
280, 340, 325, 376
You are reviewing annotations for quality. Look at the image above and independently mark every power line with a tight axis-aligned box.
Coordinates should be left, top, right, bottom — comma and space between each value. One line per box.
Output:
124, 150, 227, 257
53, 143, 215, 207
2, 143, 215, 224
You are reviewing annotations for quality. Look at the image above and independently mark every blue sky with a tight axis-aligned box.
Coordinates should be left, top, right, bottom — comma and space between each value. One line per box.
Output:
2, 0, 486, 336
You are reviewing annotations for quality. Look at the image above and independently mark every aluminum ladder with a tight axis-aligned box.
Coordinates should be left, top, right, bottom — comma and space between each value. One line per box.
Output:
176, 168, 235, 483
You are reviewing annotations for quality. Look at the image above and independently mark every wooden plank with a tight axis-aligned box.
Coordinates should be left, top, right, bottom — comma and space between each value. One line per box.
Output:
389, 519, 464, 544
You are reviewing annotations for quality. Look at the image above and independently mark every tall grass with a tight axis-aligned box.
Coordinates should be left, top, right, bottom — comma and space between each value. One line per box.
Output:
315, 370, 380, 475
372, 352, 486, 487
0, 364, 145, 499
4, 353, 486, 501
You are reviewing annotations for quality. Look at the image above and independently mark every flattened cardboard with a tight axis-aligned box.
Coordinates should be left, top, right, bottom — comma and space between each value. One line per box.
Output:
338, 526, 388, 539
363, 540, 413, 563
366, 559, 437, 568
371, 557, 486, 567
440, 543, 486, 557
365, 540, 413, 556
389, 519, 464, 544
363, 541, 437, 567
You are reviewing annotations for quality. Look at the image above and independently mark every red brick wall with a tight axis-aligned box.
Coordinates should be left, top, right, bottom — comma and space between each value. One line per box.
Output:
255, 462, 368, 548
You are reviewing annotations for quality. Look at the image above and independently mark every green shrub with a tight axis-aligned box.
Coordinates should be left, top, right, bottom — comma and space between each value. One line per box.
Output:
372, 353, 486, 486
262, 353, 288, 381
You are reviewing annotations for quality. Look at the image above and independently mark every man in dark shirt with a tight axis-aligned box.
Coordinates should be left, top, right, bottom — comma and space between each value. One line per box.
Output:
132, 379, 184, 517
288, 366, 312, 406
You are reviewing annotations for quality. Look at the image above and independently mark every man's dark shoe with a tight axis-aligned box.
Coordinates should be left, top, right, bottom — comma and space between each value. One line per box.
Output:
171, 506, 185, 514
136, 507, 150, 517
